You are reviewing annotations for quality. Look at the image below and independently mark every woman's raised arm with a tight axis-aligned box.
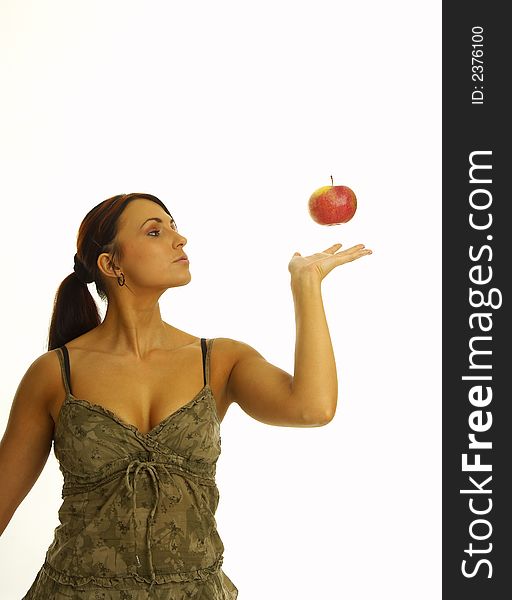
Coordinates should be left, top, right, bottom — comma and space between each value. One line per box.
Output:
225, 242, 372, 428
224, 338, 306, 427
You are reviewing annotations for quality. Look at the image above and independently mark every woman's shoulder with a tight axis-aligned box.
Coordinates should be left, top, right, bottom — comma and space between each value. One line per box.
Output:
26, 348, 64, 389
5, 348, 64, 430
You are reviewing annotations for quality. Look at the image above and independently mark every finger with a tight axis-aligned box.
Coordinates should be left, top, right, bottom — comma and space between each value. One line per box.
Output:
323, 242, 343, 253
342, 244, 366, 253
345, 248, 373, 260
336, 249, 372, 263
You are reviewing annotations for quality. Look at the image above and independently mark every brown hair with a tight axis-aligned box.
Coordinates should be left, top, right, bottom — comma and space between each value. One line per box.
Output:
47, 193, 175, 351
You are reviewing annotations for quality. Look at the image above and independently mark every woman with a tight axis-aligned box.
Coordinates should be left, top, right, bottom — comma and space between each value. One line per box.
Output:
0, 192, 372, 599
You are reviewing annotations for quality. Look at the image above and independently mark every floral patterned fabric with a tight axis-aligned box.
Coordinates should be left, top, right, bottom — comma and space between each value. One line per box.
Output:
22, 338, 238, 599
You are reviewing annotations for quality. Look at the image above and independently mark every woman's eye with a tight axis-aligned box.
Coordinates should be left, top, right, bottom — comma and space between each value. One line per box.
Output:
148, 226, 178, 237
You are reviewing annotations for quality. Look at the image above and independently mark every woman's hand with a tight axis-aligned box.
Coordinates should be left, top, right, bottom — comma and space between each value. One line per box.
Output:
288, 242, 372, 287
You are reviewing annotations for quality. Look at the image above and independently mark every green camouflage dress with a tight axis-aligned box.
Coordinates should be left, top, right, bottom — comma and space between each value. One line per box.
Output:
22, 338, 238, 599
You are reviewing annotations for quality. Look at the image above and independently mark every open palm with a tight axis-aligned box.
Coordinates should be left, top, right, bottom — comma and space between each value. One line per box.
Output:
288, 242, 373, 285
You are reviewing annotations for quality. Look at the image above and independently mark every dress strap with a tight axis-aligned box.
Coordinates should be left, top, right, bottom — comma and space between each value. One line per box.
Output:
200, 338, 214, 387
55, 345, 72, 396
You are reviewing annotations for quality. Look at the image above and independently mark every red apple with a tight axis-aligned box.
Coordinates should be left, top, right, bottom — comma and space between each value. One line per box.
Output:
308, 177, 357, 225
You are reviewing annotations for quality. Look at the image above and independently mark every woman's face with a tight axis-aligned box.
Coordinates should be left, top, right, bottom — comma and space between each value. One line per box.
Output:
102, 198, 190, 290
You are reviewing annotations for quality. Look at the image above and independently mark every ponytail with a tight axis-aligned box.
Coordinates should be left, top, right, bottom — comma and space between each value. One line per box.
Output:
47, 273, 101, 350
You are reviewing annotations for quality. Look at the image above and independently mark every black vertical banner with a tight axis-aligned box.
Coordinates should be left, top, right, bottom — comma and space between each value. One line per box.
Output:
443, 3, 510, 598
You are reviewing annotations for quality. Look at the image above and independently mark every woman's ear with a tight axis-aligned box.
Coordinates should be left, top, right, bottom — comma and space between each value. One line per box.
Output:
97, 253, 118, 279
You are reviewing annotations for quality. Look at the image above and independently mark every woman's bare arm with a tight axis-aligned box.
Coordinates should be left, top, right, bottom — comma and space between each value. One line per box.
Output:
223, 276, 337, 428
225, 243, 372, 428
223, 338, 305, 427
224, 279, 336, 429
0, 352, 57, 536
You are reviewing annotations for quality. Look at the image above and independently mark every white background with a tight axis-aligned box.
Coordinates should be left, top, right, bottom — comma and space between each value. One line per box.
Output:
0, 1, 441, 598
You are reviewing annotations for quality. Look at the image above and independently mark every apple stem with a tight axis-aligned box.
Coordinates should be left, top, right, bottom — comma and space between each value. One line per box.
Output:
330, 174, 333, 186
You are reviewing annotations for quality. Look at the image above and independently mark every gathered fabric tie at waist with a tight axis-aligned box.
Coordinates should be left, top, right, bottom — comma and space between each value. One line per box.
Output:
124, 458, 184, 592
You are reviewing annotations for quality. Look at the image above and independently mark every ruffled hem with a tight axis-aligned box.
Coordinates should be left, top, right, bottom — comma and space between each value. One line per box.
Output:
40, 556, 228, 587
22, 560, 238, 600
